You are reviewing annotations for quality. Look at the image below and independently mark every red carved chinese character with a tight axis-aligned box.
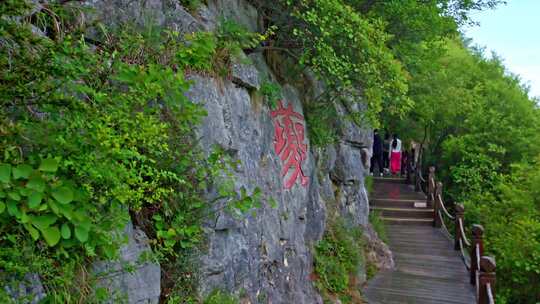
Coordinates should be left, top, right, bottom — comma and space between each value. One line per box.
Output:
271, 100, 309, 189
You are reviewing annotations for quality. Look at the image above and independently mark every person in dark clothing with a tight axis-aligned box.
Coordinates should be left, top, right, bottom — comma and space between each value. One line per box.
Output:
382, 132, 390, 170
370, 129, 384, 176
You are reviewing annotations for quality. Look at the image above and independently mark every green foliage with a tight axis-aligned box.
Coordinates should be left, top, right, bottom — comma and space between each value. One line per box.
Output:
177, 32, 218, 71
251, 0, 502, 146
212, 19, 273, 76
202, 290, 238, 304
0, 1, 265, 301
304, 101, 339, 147
390, 37, 540, 304
259, 80, 282, 109
290, 0, 411, 121
0, 159, 101, 249
368, 211, 387, 244
179, 0, 204, 12
313, 220, 363, 299
217, 19, 266, 53
365, 260, 377, 281
365, 175, 373, 196
463, 159, 540, 303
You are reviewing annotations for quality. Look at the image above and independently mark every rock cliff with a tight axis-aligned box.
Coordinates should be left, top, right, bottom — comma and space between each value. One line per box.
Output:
6, 1, 381, 303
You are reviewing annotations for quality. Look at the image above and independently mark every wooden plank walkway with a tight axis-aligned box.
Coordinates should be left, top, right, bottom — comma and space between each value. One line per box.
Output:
364, 178, 476, 304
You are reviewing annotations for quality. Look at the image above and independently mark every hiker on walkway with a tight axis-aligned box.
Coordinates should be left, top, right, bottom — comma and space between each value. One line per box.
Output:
383, 132, 390, 170
370, 129, 384, 176
389, 134, 402, 175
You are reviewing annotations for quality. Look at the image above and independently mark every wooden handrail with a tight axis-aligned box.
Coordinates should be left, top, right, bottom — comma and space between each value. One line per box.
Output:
454, 204, 464, 250
458, 217, 471, 247
438, 192, 455, 220
427, 166, 436, 208
458, 237, 472, 269
487, 283, 495, 304
433, 180, 443, 227
471, 224, 485, 285
407, 166, 496, 303
478, 256, 496, 304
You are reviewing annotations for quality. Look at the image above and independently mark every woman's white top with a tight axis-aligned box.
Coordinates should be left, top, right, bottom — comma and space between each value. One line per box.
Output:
389, 138, 402, 157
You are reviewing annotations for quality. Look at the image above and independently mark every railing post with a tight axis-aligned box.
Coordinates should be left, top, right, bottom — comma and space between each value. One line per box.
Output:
454, 203, 464, 250
433, 181, 442, 228
471, 224, 484, 285
478, 256, 496, 304
426, 166, 435, 207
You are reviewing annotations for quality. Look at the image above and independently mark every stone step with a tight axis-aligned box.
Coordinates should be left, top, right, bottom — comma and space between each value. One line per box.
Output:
373, 177, 407, 184
370, 198, 427, 208
371, 207, 434, 219
381, 217, 434, 226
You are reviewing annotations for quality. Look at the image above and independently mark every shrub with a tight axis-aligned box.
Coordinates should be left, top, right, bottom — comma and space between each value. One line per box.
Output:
203, 290, 238, 304
368, 210, 388, 244
314, 220, 364, 299
365, 175, 374, 196
0, 2, 264, 301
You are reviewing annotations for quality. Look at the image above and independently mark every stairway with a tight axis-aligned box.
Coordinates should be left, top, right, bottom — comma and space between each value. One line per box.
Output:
364, 176, 476, 304
370, 177, 433, 226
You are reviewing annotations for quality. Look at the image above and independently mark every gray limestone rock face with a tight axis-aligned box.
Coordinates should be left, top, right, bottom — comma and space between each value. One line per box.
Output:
186, 75, 324, 304
231, 58, 261, 90
327, 142, 370, 226
80, 0, 208, 39
93, 222, 160, 304
206, 0, 260, 32
81, 0, 260, 37
4, 273, 46, 304
363, 224, 395, 271
67, 1, 376, 302
300, 74, 372, 228
335, 101, 373, 149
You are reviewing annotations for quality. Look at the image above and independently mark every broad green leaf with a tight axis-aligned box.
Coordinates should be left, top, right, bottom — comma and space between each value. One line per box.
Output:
42, 225, 61, 246
77, 216, 92, 231
28, 192, 43, 209
13, 164, 33, 179
39, 158, 59, 173
52, 186, 74, 205
0, 191, 5, 198
167, 228, 177, 237
31, 214, 57, 230
74, 210, 90, 226
26, 175, 45, 192
61, 223, 71, 239
48, 199, 59, 214
24, 224, 40, 241
18, 187, 31, 197
0, 201, 5, 214
165, 239, 176, 248
7, 200, 20, 217
56, 203, 73, 220
8, 191, 21, 201
75, 225, 89, 242
20, 212, 29, 223
102, 245, 116, 259
0, 164, 11, 183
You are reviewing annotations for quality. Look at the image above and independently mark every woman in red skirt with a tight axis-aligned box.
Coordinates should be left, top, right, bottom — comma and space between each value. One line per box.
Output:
389, 134, 402, 175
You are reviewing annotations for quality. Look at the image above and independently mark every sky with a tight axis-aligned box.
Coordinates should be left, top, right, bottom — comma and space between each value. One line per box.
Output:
462, 0, 540, 99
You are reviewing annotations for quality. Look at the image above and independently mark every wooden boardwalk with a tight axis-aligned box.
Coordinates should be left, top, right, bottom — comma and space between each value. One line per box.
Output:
364, 178, 476, 304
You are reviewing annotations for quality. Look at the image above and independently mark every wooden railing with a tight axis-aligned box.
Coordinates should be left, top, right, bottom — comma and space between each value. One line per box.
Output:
413, 165, 496, 304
